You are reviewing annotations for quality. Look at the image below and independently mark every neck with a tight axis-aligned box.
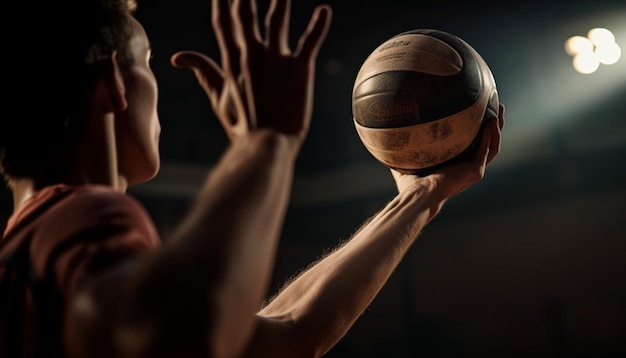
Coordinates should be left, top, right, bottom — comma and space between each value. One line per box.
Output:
71, 114, 120, 189
8, 113, 126, 212
9, 178, 36, 212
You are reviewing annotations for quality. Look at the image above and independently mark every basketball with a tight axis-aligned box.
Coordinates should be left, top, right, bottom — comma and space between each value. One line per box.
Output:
352, 29, 499, 175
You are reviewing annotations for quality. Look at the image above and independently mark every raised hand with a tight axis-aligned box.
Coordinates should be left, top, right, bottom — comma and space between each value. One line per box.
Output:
392, 103, 505, 202
171, 0, 332, 145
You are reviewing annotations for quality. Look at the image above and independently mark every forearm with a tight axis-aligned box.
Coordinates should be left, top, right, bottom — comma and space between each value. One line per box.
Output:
251, 182, 446, 357
122, 130, 299, 357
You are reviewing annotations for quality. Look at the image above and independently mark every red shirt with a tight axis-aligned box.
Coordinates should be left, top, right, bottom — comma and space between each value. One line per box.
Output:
0, 184, 160, 358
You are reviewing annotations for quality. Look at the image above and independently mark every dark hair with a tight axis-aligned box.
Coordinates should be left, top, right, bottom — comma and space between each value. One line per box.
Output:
0, 0, 139, 182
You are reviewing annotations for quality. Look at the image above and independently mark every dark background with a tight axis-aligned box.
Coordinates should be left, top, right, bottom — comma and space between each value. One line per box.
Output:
2, 0, 625, 356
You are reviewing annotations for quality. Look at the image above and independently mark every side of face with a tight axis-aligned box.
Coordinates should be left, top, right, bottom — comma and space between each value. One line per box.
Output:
114, 17, 161, 186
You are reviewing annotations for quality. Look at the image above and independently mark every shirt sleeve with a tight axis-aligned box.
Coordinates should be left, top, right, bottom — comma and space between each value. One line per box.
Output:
30, 189, 161, 301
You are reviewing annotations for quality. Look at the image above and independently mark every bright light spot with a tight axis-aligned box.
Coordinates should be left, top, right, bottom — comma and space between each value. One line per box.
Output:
588, 28, 615, 46
565, 28, 621, 74
565, 36, 593, 55
573, 52, 600, 74
596, 42, 621, 65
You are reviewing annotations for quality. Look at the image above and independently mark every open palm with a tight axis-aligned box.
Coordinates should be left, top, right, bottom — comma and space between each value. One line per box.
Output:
171, 0, 332, 145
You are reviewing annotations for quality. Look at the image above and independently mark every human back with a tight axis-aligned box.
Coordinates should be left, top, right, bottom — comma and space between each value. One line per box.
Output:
0, 184, 160, 358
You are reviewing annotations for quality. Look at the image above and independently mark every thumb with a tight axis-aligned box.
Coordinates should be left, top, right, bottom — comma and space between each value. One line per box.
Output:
171, 50, 225, 99
170, 50, 212, 69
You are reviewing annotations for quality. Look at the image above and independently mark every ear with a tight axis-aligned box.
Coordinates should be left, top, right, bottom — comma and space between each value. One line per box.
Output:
93, 51, 128, 112
108, 51, 128, 111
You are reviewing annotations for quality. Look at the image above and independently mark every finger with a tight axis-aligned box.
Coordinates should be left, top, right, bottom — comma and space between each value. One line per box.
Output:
170, 51, 225, 99
235, 0, 262, 46
212, 0, 240, 75
498, 103, 506, 130
294, 5, 332, 60
266, 0, 290, 53
475, 116, 494, 167
484, 103, 505, 164
172, 50, 242, 134
218, 79, 249, 136
485, 116, 501, 165
171, 51, 224, 83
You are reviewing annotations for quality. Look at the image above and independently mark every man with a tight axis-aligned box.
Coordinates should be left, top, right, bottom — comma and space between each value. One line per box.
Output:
0, 0, 504, 357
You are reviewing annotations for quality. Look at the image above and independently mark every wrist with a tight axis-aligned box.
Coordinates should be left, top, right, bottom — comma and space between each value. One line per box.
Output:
233, 129, 302, 162
397, 180, 447, 221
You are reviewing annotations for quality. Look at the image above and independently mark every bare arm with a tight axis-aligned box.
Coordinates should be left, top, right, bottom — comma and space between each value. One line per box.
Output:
246, 181, 443, 358
246, 105, 505, 358
66, 0, 331, 357
126, 129, 300, 357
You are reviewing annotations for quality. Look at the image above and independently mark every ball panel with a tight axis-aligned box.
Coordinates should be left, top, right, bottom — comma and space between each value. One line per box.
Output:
353, 69, 482, 128
353, 34, 462, 87
464, 40, 499, 118
354, 72, 497, 171
397, 29, 487, 110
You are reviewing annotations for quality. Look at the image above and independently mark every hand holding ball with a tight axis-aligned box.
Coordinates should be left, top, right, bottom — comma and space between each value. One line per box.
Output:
352, 29, 499, 175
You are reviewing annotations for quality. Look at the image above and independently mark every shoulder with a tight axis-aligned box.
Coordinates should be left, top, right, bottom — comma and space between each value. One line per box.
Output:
27, 185, 161, 296
51, 184, 149, 217
35, 183, 160, 250
40, 184, 156, 237
8, 184, 152, 233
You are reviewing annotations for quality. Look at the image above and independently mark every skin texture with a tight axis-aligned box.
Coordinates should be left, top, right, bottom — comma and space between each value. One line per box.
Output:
4, 0, 504, 357
112, 20, 161, 187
